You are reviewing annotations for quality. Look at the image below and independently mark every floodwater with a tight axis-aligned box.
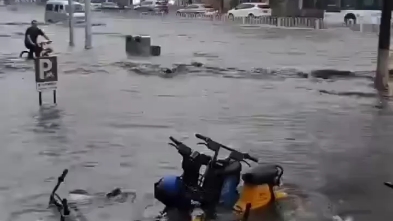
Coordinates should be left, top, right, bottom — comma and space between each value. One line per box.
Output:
0, 5, 393, 221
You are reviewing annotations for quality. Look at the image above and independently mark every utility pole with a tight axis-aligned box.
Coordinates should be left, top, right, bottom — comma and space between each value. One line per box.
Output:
68, 0, 75, 46
85, 0, 92, 49
375, 0, 392, 96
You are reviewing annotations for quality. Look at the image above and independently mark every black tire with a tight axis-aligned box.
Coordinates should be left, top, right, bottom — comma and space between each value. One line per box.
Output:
19, 51, 28, 58
176, 11, 181, 16
344, 14, 356, 25
248, 13, 255, 19
228, 13, 234, 21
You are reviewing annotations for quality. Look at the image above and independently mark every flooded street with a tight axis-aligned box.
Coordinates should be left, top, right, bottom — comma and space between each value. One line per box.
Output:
1, 5, 393, 221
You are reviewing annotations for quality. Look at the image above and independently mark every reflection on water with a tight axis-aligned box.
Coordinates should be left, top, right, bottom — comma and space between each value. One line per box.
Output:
34, 106, 69, 143
34, 106, 62, 133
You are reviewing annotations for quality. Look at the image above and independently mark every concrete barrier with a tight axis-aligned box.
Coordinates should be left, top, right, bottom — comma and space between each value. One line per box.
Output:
228, 16, 324, 29
125, 35, 161, 56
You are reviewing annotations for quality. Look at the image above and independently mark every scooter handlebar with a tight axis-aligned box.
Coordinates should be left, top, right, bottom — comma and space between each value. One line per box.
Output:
169, 136, 192, 157
60, 169, 68, 181
195, 133, 209, 141
245, 154, 258, 163
384, 182, 393, 189
169, 136, 181, 145
195, 133, 259, 163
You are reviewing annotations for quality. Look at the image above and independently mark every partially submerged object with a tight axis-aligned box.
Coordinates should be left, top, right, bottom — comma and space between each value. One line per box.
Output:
154, 134, 287, 221
125, 35, 161, 56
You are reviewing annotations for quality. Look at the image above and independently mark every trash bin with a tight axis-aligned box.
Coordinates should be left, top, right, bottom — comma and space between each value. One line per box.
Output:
125, 35, 151, 56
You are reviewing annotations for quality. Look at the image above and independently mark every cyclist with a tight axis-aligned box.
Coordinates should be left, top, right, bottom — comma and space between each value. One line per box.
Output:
24, 20, 51, 59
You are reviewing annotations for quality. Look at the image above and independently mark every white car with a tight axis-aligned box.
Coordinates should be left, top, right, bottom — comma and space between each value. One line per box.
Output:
204, 10, 218, 16
176, 4, 215, 16
101, 0, 118, 9
90, 0, 103, 10
227, 2, 271, 19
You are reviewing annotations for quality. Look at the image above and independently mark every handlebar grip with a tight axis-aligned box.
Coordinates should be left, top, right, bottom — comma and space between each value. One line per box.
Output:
169, 136, 181, 145
195, 133, 209, 141
246, 154, 258, 163
59, 169, 68, 182
384, 182, 393, 189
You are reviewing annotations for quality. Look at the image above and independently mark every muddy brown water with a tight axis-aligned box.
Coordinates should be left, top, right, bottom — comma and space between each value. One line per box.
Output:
0, 5, 393, 221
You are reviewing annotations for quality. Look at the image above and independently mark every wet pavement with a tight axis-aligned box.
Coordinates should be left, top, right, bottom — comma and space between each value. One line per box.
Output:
0, 5, 393, 221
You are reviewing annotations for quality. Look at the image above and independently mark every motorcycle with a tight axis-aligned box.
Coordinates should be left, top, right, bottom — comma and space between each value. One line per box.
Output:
154, 134, 287, 221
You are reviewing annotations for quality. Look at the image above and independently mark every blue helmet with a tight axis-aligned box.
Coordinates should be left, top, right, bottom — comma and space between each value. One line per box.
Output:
160, 175, 181, 195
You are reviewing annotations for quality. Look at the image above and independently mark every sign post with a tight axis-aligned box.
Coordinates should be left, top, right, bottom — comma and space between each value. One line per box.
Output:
68, 0, 75, 46
85, 0, 92, 49
34, 56, 58, 106
375, 0, 392, 96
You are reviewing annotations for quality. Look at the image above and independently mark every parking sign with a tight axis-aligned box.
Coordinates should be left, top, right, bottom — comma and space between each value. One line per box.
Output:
35, 56, 58, 92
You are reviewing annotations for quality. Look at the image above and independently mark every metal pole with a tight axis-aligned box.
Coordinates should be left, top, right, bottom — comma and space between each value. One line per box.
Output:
39, 92, 42, 106
375, 0, 392, 95
68, 0, 75, 46
85, 0, 92, 49
53, 90, 57, 104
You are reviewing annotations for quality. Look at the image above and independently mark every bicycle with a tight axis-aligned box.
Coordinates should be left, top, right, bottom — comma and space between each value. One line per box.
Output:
49, 169, 71, 221
19, 40, 53, 58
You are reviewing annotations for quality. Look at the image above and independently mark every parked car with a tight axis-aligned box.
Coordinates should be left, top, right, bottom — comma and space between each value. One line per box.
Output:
45, 0, 85, 23
90, 0, 103, 10
101, 0, 119, 9
204, 9, 219, 16
134, 0, 168, 13
176, 4, 215, 16
227, 2, 271, 19
73, 0, 102, 10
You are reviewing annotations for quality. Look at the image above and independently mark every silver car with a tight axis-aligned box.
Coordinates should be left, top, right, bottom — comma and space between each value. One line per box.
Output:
176, 4, 214, 16
101, 0, 119, 9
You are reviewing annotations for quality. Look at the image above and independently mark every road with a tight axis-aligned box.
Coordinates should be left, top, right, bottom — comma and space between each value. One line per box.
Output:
0, 5, 393, 221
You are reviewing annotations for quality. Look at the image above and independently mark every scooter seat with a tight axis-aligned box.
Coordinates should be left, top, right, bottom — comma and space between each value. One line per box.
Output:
242, 165, 278, 185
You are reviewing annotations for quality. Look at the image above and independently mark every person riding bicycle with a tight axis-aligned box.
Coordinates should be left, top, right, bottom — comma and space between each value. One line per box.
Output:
24, 20, 51, 59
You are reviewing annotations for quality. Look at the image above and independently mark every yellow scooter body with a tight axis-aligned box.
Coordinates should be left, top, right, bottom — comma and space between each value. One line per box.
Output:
234, 183, 287, 213
192, 184, 287, 221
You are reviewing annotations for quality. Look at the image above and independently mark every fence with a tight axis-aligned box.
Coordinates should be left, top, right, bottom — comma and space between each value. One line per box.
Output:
342, 16, 393, 34
0, 0, 37, 4
171, 13, 324, 29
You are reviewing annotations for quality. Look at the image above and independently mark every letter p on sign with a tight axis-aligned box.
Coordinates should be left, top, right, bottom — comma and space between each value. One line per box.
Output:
39, 58, 52, 80
35, 56, 58, 83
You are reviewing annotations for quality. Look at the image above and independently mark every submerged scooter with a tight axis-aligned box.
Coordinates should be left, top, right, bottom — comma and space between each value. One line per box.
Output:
49, 169, 127, 221
49, 169, 72, 221
154, 134, 287, 221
